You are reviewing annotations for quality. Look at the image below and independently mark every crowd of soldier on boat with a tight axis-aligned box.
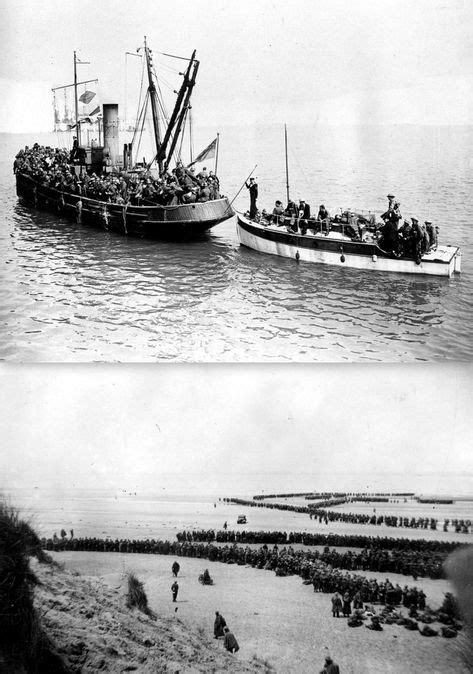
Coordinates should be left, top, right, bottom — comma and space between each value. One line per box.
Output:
13, 143, 221, 206
247, 184, 440, 259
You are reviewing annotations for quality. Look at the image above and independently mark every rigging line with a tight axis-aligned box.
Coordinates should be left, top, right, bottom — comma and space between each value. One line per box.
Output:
148, 66, 170, 133
152, 67, 174, 110
131, 89, 149, 149
156, 96, 170, 129
159, 51, 192, 62
177, 106, 189, 161
134, 90, 150, 162
156, 80, 171, 125
133, 51, 147, 137
155, 75, 177, 94
154, 59, 182, 75
151, 60, 177, 87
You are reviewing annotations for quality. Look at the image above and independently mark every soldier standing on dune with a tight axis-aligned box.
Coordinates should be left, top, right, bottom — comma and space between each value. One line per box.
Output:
171, 581, 179, 602
223, 626, 239, 653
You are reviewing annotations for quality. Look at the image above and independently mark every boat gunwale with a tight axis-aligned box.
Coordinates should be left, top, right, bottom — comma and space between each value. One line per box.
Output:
16, 172, 233, 215
236, 212, 459, 267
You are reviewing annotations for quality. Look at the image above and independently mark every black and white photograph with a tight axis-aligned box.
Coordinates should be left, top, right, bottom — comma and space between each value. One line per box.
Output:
0, 0, 472, 362
1, 1, 473, 673
1, 365, 473, 672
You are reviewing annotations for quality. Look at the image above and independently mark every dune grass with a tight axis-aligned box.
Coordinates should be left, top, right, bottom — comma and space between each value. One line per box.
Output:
0, 499, 66, 673
126, 571, 157, 620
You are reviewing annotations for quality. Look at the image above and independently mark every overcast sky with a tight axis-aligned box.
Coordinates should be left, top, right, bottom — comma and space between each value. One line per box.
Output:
1, 0, 473, 131
1, 364, 472, 494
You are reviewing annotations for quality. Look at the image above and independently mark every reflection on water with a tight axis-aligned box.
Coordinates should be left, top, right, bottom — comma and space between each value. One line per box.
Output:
1, 126, 472, 361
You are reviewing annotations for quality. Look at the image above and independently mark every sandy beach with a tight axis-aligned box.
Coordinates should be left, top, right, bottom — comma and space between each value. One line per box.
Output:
12, 489, 472, 545
48, 551, 470, 673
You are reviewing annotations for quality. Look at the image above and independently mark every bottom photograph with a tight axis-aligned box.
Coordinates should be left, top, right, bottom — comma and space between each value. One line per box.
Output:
1, 365, 472, 674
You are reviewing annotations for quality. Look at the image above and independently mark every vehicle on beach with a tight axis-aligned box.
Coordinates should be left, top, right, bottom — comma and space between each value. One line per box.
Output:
236, 127, 461, 277
15, 38, 234, 239
237, 515, 247, 524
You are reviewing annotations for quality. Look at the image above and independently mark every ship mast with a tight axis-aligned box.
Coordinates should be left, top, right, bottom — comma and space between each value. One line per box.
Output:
155, 51, 197, 169
285, 124, 290, 204
72, 51, 90, 146
74, 51, 80, 145
164, 57, 199, 173
144, 36, 163, 174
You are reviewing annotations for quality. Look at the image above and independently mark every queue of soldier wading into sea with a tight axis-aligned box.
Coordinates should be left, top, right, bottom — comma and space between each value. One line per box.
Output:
13, 143, 222, 206
246, 177, 440, 262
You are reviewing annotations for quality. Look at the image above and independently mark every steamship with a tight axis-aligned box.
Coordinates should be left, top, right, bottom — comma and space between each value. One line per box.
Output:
15, 39, 234, 239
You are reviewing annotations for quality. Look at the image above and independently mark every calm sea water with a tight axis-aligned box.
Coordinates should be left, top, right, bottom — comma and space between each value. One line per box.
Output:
1, 125, 472, 361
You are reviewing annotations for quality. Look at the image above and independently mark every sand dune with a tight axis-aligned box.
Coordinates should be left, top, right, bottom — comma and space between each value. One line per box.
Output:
48, 551, 470, 673
33, 558, 266, 673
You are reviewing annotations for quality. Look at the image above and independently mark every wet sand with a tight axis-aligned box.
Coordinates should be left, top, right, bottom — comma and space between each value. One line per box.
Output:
32, 496, 473, 544
51, 551, 469, 674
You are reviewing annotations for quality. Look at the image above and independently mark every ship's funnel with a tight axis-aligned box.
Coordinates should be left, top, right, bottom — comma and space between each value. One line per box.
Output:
103, 104, 119, 167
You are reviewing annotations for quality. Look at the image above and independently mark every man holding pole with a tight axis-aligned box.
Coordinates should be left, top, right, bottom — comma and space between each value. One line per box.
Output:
245, 177, 258, 219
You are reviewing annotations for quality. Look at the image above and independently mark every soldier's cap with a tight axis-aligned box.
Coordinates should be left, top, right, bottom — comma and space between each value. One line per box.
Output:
424, 220, 432, 225
411, 217, 419, 224
299, 199, 305, 203
387, 193, 395, 198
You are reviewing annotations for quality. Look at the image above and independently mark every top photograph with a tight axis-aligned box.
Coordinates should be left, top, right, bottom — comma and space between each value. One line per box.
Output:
1, 0, 472, 362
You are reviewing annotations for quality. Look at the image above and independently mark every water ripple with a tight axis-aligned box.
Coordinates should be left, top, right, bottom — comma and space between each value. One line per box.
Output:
1, 127, 473, 361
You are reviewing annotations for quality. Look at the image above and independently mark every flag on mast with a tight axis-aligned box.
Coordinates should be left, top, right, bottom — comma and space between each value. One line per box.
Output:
188, 137, 217, 167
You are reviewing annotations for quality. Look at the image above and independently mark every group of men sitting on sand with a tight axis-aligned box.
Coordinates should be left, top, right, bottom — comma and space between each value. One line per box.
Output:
329, 590, 462, 639
13, 143, 221, 206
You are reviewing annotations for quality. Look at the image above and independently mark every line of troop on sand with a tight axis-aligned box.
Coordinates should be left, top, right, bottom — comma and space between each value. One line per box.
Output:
42, 533, 465, 640
177, 529, 462, 552
14, 144, 222, 206
176, 530, 459, 579
253, 491, 416, 500
43, 535, 430, 598
223, 498, 472, 533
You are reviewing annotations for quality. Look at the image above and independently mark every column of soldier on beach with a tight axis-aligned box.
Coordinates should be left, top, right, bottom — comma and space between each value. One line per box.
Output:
225, 496, 472, 535
246, 178, 439, 260
13, 144, 221, 205
43, 522, 465, 643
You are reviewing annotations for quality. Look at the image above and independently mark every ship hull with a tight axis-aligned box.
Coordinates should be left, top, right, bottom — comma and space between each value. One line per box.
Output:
16, 172, 234, 239
237, 213, 461, 277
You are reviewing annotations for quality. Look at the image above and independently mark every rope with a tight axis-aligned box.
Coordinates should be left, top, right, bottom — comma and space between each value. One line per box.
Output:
132, 54, 147, 143
159, 51, 192, 62
134, 90, 150, 163
176, 106, 189, 162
